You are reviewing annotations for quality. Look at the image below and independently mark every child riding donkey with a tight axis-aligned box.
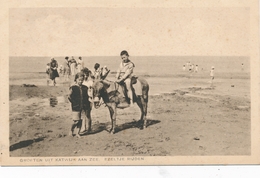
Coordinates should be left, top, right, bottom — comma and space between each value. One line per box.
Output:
115, 50, 136, 107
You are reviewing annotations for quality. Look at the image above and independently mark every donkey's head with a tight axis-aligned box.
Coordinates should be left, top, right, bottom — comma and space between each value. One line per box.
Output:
92, 80, 106, 109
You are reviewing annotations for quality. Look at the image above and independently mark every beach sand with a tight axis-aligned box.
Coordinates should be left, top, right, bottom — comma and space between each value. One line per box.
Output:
9, 71, 250, 156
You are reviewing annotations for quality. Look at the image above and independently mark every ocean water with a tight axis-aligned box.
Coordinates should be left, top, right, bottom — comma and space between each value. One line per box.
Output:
9, 56, 250, 95
9, 56, 250, 76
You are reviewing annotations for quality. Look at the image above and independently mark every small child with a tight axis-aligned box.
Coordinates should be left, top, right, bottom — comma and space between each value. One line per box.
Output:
68, 72, 91, 138
59, 65, 63, 74
188, 64, 193, 77
46, 63, 50, 86
210, 66, 215, 87
183, 65, 186, 71
195, 65, 198, 73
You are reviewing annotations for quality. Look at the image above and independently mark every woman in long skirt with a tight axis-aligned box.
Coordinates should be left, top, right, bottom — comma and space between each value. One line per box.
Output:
49, 58, 59, 86
77, 56, 84, 73
69, 56, 77, 78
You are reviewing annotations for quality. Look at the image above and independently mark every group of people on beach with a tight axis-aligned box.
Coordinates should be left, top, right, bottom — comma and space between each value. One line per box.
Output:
182, 62, 199, 74
46, 51, 135, 138
62, 56, 85, 81
182, 61, 215, 86
46, 56, 87, 86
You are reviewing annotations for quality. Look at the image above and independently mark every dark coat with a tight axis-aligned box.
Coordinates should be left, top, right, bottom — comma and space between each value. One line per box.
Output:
68, 85, 90, 111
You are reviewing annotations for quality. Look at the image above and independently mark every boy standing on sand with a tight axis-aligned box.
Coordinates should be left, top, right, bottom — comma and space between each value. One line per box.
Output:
68, 72, 91, 138
210, 66, 215, 87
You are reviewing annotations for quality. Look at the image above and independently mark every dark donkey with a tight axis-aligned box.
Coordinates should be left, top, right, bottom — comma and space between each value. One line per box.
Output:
92, 77, 149, 134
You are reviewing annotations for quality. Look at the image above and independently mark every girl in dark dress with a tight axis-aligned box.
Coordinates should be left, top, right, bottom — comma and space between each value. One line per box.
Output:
49, 58, 59, 86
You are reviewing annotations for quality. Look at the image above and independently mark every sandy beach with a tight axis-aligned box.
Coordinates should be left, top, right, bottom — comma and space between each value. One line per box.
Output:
9, 68, 250, 156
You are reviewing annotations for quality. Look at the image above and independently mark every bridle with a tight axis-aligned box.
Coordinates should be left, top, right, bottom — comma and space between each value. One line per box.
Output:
93, 81, 109, 109
93, 80, 120, 109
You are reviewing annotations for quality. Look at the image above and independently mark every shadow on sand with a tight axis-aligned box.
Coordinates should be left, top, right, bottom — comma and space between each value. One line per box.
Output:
81, 119, 160, 136
10, 137, 45, 151
115, 119, 161, 134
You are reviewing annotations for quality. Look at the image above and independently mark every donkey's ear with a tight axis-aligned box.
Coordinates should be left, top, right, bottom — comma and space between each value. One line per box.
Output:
101, 69, 110, 80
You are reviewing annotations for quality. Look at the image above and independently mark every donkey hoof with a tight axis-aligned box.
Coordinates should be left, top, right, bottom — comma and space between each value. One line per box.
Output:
140, 126, 146, 130
109, 129, 115, 134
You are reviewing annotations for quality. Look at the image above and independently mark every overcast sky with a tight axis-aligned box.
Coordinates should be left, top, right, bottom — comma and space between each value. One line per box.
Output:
9, 7, 249, 56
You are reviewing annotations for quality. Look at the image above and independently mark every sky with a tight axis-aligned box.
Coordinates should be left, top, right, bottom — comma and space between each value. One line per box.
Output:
9, 7, 250, 56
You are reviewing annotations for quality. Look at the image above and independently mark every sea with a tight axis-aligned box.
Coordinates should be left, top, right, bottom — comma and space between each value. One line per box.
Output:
9, 56, 250, 95
9, 56, 250, 75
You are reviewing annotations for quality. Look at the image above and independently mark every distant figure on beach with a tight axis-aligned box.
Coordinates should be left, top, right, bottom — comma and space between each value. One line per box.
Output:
186, 62, 190, 69
191, 64, 194, 71
195, 65, 198, 73
68, 72, 91, 138
241, 63, 244, 71
63, 56, 70, 81
49, 58, 59, 86
59, 65, 63, 74
82, 67, 94, 94
210, 66, 215, 87
46, 63, 50, 86
69, 56, 77, 78
188, 62, 193, 77
77, 56, 84, 73
183, 65, 186, 71
93, 63, 102, 80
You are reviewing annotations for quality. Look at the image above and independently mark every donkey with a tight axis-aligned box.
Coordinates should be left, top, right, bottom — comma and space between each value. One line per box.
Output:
92, 76, 149, 134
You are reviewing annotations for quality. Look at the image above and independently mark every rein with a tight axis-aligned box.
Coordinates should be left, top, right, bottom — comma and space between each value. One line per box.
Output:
93, 79, 120, 108
114, 82, 120, 95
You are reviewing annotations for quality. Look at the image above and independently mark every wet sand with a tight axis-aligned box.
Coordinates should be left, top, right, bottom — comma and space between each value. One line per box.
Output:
9, 72, 250, 156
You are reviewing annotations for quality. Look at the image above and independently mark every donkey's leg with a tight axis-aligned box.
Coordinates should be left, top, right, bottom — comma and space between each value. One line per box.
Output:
86, 109, 92, 132
136, 96, 145, 129
142, 99, 148, 129
108, 104, 116, 134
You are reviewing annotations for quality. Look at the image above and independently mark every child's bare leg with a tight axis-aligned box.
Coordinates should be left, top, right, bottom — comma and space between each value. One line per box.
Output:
81, 117, 87, 132
70, 121, 78, 136
71, 111, 81, 137
75, 120, 82, 138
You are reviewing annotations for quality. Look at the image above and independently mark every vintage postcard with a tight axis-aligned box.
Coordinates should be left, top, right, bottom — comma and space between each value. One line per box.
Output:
0, 0, 259, 166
